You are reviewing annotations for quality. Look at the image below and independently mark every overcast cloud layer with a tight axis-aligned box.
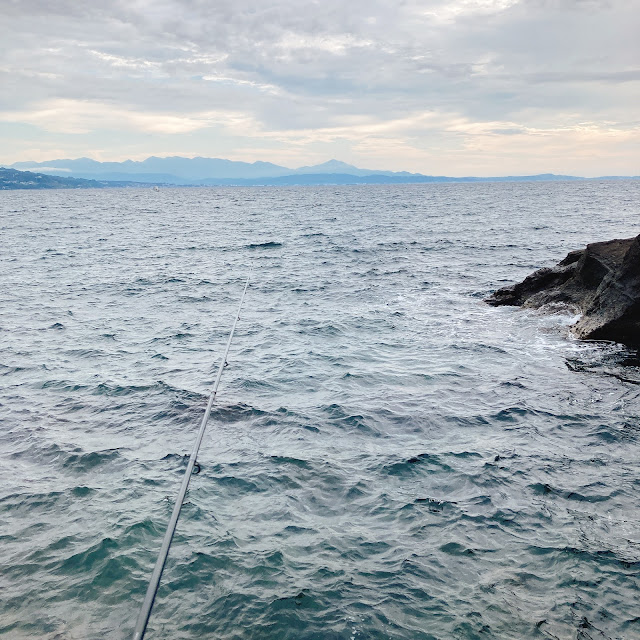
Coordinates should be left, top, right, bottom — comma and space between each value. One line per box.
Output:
1, 0, 638, 175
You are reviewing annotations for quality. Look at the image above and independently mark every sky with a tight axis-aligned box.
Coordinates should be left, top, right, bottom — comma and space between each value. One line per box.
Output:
1, 0, 639, 176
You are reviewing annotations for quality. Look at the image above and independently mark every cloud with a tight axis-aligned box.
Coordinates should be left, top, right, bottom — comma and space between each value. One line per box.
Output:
0, 0, 639, 173
0, 99, 259, 135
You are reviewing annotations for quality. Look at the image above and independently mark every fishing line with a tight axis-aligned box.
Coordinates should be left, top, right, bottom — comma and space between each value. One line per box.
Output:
132, 269, 251, 640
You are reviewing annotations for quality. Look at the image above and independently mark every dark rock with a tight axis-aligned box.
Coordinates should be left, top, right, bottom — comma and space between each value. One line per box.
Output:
486, 235, 640, 347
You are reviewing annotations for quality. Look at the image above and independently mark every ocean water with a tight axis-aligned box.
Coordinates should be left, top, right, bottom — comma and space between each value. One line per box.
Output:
1, 182, 639, 640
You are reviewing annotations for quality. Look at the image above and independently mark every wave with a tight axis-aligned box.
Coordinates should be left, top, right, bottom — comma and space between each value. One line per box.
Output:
245, 241, 283, 249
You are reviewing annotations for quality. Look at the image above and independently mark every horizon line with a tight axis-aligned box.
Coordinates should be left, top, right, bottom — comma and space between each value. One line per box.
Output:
4, 156, 640, 180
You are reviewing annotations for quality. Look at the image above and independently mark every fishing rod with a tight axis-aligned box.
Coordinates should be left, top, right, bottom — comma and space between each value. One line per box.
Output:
132, 271, 251, 640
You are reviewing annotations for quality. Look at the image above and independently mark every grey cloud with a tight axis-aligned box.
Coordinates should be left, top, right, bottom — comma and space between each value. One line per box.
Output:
1, 0, 639, 167
525, 70, 640, 84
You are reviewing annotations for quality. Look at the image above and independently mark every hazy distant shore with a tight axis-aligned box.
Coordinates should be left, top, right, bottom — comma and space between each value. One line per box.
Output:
2, 165, 638, 190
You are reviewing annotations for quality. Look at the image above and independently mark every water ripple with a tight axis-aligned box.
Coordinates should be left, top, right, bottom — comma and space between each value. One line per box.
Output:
1, 183, 639, 639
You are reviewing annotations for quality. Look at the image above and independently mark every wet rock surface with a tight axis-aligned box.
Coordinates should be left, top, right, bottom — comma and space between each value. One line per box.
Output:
487, 235, 640, 346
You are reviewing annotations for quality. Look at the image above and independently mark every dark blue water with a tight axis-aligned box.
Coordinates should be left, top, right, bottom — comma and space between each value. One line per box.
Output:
1, 182, 639, 640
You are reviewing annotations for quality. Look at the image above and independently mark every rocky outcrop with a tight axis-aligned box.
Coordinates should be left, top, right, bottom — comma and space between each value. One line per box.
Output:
486, 235, 640, 347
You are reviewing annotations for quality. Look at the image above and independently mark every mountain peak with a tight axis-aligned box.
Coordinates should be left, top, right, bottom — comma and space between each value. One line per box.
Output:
298, 159, 360, 172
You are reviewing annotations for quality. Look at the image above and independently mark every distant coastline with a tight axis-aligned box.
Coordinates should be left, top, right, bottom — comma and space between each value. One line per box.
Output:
1, 158, 638, 191
0, 167, 165, 190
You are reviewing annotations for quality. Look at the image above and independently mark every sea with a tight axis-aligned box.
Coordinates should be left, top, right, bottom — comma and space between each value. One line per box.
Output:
1, 181, 639, 640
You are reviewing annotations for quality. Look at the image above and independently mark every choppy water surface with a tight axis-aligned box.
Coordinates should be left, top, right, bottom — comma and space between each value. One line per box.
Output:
1, 182, 639, 640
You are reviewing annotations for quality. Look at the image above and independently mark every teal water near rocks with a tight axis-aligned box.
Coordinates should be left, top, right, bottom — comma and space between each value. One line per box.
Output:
1, 182, 639, 639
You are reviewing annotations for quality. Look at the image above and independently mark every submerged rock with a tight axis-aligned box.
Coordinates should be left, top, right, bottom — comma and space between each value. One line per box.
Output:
486, 235, 640, 347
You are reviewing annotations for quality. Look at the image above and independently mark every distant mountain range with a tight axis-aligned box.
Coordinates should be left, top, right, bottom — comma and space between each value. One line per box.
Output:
3, 156, 639, 188
9, 157, 430, 184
